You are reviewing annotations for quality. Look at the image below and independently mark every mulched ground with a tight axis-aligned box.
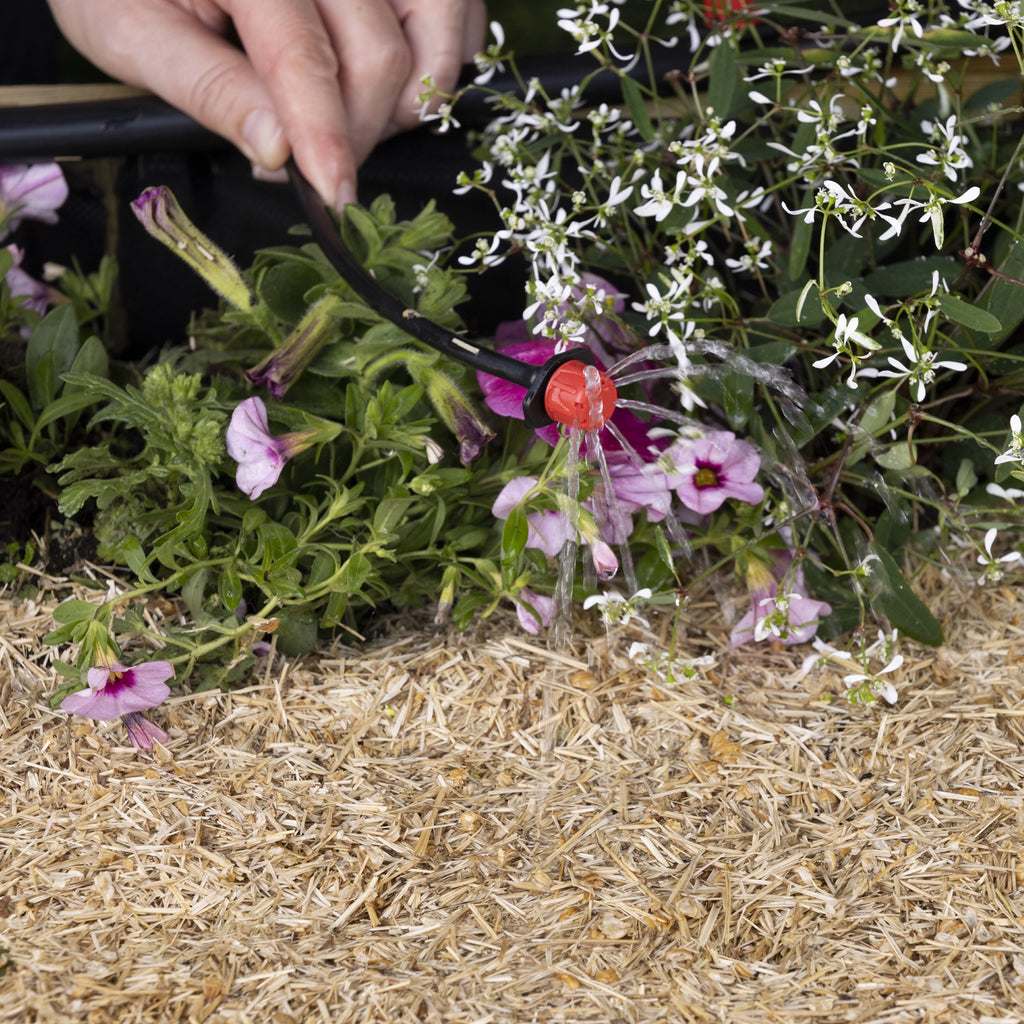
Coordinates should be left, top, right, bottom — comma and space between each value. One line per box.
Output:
2, 563, 1024, 1023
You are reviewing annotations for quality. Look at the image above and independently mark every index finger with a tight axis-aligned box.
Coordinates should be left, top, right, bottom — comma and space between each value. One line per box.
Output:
229, 0, 356, 208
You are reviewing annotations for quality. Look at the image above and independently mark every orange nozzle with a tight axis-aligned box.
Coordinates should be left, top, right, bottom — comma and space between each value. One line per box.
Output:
543, 360, 618, 430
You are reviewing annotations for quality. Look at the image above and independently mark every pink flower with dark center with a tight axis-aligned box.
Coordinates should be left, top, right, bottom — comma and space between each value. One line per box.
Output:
667, 430, 764, 515
0, 163, 68, 240
61, 659, 174, 751
61, 660, 174, 720
225, 396, 316, 499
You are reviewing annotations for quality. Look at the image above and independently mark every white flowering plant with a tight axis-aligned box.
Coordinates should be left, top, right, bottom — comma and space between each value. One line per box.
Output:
3, 0, 1024, 736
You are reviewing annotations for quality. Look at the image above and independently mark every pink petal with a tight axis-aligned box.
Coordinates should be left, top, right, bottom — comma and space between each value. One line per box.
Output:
492, 476, 539, 518
515, 589, 556, 633
122, 712, 170, 751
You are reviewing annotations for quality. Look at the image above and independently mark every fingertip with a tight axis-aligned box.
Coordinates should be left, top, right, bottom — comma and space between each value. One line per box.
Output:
241, 107, 289, 169
335, 179, 358, 212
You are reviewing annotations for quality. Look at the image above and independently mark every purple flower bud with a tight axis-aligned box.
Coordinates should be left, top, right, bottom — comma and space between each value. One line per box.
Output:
423, 369, 495, 464
246, 297, 340, 398
131, 186, 252, 310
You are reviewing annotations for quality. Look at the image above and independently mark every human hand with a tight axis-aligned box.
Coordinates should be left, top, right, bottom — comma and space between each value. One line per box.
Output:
47, 0, 488, 209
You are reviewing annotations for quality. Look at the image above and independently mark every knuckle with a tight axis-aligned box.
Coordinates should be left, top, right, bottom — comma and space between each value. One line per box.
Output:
264, 27, 340, 84
186, 61, 250, 123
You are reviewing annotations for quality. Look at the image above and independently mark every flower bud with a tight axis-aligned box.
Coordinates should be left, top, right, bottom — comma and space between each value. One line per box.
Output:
131, 186, 252, 310
421, 368, 495, 464
247, 296, 341, 398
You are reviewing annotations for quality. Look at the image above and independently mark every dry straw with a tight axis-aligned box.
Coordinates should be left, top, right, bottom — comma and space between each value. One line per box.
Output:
2, 563, 1024, 1023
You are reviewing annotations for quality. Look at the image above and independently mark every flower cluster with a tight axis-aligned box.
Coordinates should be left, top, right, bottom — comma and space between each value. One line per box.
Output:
16, 0, 1024, 722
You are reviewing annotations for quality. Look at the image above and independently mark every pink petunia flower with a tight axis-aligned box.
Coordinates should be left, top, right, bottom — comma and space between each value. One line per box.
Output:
0, 163, 69, 240
225, 396, 316, 499
730, 559, 831, 647
666, 430, 764, 515
514, 587, 557, 633
61, 660, 174, 720
492, 476, 573, 557
4, 244, 51, 316
492, 475, 621, 579
61, 659, 174, 751
590, 452, 675, 544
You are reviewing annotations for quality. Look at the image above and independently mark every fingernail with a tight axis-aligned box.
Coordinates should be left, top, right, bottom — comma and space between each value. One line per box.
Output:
251, 164, 289, 185
241, 108, 286, 167
335, 180, 358, 211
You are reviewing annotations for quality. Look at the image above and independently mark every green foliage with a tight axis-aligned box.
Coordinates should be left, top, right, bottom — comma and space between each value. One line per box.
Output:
9, 0, 1024, 712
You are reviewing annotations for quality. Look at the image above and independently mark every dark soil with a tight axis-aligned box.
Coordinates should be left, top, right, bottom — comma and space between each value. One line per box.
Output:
0, 473, 96, 571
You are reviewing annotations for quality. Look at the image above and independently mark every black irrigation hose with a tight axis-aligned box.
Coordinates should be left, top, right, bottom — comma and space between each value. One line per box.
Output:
287, 158, 597, 428
0, 44, 693, 161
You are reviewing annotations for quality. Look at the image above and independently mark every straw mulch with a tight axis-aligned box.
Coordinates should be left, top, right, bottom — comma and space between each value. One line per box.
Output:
2, 565, 1024, 1024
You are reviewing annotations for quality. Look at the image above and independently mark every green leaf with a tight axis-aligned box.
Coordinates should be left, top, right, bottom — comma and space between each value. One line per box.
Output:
936, 293, 1002, 333
51, 598, 99, 625
965, 77, 1023, 112
620, 75, 655, 142
979, 236, 1024, 344
868, 543, 943, 646
655, 526, 676, 577
26, 304, 80, 409
501, 506, 529, 568
707, 41, 738, 119
860, 257, 958, 297
849, 388, 896, 466
275, 606, 319, 658
258, 261, 327, 322
66, 334, 109, 380
218, 567, 244, 612
786, 210, 811, 284
0, 381, 34, 431
767, 284, 825, 327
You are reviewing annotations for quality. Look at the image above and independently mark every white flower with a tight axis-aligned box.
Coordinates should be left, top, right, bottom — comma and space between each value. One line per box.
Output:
880, 186, 980, 250
995, 413, 1024, 465
859, 336, 968, 402
844, 653, 904, 704
986, 482, 1024, 502
633, 170, 678, 222
877, 0, 926, 51
583, 588, 653, 627
916, 114, 974, 183
977, 527, 1023, 583
473, 21, 507, 85
594, 174, 634, 227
